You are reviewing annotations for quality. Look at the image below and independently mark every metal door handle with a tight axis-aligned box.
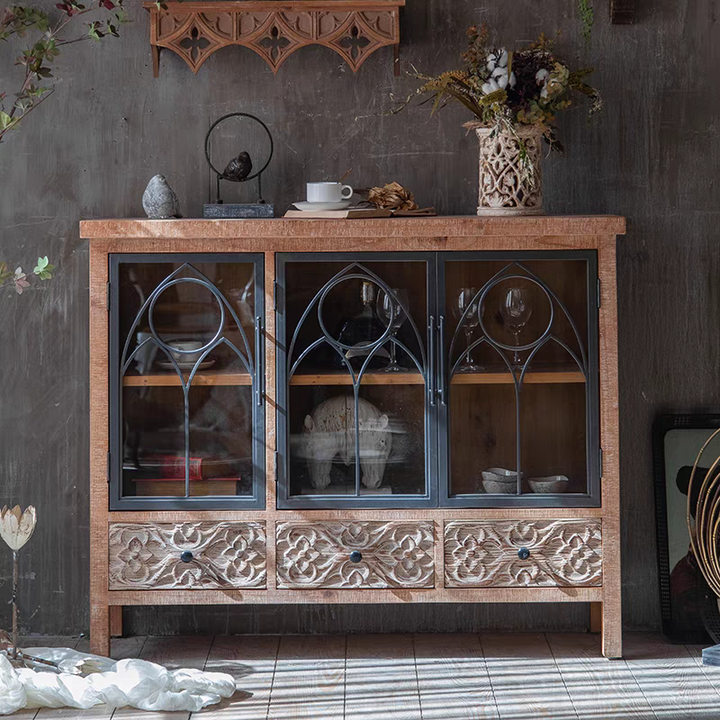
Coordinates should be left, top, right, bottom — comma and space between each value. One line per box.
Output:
438, 315, 446, 406
428, 316, 436, 406
255, 315, 263, 406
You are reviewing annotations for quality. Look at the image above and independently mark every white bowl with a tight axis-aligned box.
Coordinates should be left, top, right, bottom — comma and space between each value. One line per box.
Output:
481, 468, 522, 494
528, 475, 569, 494
168, 340, 203, 364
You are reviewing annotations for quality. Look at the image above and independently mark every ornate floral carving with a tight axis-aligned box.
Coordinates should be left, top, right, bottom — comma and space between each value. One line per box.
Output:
146, 2, 402, 76
109, 522, 266, 590
276, 521, 435, 589
475, 126, 544, 216
444, 520, 602, 588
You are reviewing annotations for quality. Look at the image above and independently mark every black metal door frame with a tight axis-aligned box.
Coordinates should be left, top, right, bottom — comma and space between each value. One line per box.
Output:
108, 252, 265, 511
276, 252, 438, 509
437, 249, 601, 508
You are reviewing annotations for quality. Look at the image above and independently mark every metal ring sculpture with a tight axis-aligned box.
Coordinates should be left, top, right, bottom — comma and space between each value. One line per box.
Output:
204, 112, 274, 204
287, 262, 428, 496
687, 429, 720, 599
119, 263, 261, 496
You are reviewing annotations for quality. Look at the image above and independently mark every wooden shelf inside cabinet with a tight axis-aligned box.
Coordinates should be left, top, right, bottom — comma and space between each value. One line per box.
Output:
144, 0, 405, 78
289, 371, 586, 386
123, 372, 252, 387
451, 371, 586, 385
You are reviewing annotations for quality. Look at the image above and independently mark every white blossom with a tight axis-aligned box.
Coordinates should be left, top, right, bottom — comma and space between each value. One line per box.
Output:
0, 506, 36, 551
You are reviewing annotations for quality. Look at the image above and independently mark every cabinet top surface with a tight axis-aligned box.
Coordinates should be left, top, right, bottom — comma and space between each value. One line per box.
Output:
80, 215, 625, 240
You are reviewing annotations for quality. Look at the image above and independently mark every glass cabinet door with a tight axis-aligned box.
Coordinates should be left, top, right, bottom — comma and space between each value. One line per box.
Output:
109, 254, 264, 509
439, 252, 600, 507
277, 253, 435, 508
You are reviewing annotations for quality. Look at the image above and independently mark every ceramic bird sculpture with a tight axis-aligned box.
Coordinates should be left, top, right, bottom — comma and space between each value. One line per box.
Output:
142, 175, 181, 219
221, 151, 253, 182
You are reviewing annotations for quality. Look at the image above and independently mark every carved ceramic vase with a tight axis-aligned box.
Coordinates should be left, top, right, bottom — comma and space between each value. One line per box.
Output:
475, 126, 544, 216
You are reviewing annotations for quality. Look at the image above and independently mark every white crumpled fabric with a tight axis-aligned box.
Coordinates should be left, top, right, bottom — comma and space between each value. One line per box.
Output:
0, 647, 237, 715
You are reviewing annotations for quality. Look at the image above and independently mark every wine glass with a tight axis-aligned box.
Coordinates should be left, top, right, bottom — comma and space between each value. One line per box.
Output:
453, 287, 483, 372
499, 287, 533, 367
377, 288, 409, 372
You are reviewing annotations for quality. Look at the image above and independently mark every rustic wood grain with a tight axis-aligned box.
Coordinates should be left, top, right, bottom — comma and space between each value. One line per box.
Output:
480, 633, 578, 719
546, 633, 654, 718
444, 519, 603, 588
413, 633, 499, 719
89, 239, 111, 656
203, 635, 280, 719
276, 520, 434, 589
144, 1, 403, 76
108, 522, 267, 590
288, 370, 586, 385
80, 217, 626, 239
109, 606, 123, 638
598, 235, 622, 659
345, 634, 421, 720
622, 633, 720, 718
122, 373, 252, 386
267, 635, 346, 719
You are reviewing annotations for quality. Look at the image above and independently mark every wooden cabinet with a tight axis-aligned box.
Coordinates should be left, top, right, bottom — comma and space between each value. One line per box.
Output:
84, 216, 624, 658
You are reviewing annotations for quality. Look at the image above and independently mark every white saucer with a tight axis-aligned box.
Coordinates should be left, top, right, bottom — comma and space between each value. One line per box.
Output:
157, 359, 216, 372
293, 200, 352, 212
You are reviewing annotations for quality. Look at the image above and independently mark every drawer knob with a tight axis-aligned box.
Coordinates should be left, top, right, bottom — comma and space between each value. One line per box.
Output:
349, 551, 363, 563
180, 551, 194, 563
518, 547, 530, 560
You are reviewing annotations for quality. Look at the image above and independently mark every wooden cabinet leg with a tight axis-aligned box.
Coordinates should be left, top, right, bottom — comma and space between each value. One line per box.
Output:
601, 598, 622, 659
110, 606, 123, 638
590, 602, 602, 633
90, 603, 110, 657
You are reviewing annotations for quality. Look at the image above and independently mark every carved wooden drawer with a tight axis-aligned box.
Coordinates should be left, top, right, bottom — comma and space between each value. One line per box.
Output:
108, 522, 266, 590
444, 519, 602, 588
276, 521, 435, 589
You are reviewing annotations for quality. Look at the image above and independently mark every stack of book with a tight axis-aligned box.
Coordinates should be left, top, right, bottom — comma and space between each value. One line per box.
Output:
283, 207, 435, 219
126, 455, 240, 496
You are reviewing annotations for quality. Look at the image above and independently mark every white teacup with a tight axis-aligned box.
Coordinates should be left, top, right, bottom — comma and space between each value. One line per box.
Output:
307, 181, 353, 204
168, 340, 203, 363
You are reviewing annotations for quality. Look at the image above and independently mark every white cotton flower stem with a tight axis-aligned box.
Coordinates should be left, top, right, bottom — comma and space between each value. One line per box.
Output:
12, 550, 18, 660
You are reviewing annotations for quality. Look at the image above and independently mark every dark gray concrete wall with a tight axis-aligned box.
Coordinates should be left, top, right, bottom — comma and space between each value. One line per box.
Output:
1, 0, 718, 635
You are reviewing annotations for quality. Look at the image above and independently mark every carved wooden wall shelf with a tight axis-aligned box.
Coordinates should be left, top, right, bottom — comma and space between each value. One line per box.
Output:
143, 0, 404, 77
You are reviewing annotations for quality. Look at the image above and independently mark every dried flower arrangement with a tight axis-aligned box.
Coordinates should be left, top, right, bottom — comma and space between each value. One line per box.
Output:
401, 25, 602, 156
395, 25, 602, 214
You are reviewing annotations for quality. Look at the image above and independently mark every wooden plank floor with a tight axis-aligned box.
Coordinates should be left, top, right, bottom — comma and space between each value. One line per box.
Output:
12, 633, 720, 719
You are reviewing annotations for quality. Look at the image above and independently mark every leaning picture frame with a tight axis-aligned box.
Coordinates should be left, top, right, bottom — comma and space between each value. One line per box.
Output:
653, 414, 720, 643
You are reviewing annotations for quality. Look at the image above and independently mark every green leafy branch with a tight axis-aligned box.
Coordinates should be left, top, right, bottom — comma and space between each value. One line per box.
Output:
578, 0, 594, 43
0, 2, 129, 144
0, 257, 55, 295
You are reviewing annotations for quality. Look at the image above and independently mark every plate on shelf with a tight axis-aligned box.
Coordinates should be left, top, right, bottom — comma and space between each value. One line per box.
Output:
293, 200, 352, 212
157, 360, 216, 372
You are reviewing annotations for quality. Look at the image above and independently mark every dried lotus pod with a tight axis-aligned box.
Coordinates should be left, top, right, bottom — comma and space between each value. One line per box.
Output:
367, 182, 419, 212
0, 505, 37, 551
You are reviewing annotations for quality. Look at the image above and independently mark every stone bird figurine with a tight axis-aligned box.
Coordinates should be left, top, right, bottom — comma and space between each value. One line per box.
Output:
142, 175, 181, 219
221, 151, 253, 182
